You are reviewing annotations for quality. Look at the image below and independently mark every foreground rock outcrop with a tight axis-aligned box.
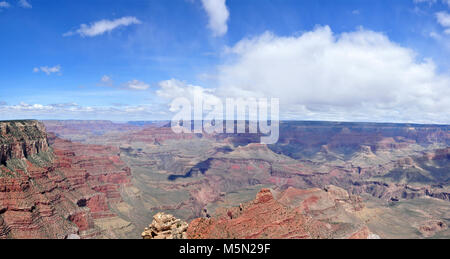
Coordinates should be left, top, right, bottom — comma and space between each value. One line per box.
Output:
141, 212, 188, 239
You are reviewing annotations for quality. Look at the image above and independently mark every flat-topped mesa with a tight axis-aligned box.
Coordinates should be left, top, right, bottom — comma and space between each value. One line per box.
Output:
0, 120, 49, 165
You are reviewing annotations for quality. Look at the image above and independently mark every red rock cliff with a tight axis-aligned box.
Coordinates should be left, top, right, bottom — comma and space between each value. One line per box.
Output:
0, 121, 131, 239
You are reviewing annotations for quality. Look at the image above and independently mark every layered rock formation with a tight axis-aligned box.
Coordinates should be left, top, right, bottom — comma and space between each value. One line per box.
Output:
141, 212, 188, 239
0, 121, 133, 239
0, 121, 48, 165
186, 187, 372, 239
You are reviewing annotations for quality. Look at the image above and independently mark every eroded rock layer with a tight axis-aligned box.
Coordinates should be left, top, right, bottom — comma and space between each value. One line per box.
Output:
0, 121, 132, 239
0, 121, 48, 165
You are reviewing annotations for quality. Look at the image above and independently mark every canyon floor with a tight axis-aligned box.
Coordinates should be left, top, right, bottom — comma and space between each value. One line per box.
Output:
1, 120, 449, 239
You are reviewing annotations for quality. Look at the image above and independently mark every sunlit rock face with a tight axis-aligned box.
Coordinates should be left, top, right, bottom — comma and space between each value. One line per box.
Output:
0, 121, 49, 165
141, 212, 188, 239
0, 120, 133, 239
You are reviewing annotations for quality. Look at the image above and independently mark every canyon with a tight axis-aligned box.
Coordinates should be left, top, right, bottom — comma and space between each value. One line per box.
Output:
0, 120, 448, 239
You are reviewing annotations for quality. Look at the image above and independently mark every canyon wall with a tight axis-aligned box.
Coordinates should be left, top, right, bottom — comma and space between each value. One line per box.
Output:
0, 121, 133, 239
0, 121, 49, 165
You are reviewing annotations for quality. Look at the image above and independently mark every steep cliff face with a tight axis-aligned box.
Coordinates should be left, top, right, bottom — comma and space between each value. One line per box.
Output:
0, 121, 48, 165
0, 121, 133, 239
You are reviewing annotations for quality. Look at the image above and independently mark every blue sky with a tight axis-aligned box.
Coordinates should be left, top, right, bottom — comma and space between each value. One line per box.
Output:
0, 0, 449, 122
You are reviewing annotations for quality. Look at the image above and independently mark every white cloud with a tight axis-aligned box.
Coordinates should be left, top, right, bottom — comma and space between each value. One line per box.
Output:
203, 26, 450, 123
413, 0, 450, 6
0, 102, 168, 121
124, 79, 150, 90
97, 76, 150, 91
436, 11, 450, 26
157, 79, 221, 111
0, 102, 151, 120
0, 1, 10, 8
100, 75, 113, 86
48, 102, 78, 108
157, 79, 214, 100
33, 65, 61, 75
200, 0, 229, 37
436, 11, 450, 34
63, 16, 141, 37
18, 0, 31, 8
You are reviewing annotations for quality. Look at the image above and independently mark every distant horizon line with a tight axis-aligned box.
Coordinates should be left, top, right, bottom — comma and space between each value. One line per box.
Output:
1, 119, 449, 127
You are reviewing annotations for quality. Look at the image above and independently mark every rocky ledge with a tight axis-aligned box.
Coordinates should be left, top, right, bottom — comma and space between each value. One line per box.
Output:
141, 212, 188, 239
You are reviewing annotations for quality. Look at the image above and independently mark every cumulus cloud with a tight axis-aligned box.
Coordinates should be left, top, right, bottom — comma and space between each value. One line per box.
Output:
63, 16, 141, 37
33, 65, 61, 75
157, 79, 216, 100
0, 1, 11, 8
18, 0, 31, 8
436, 12, 450, 27
436, 11, 450, 34
157, 79, 221, 112
200, 0, 229, 37
196, 26, 450, 123
124, 79, 150, 90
